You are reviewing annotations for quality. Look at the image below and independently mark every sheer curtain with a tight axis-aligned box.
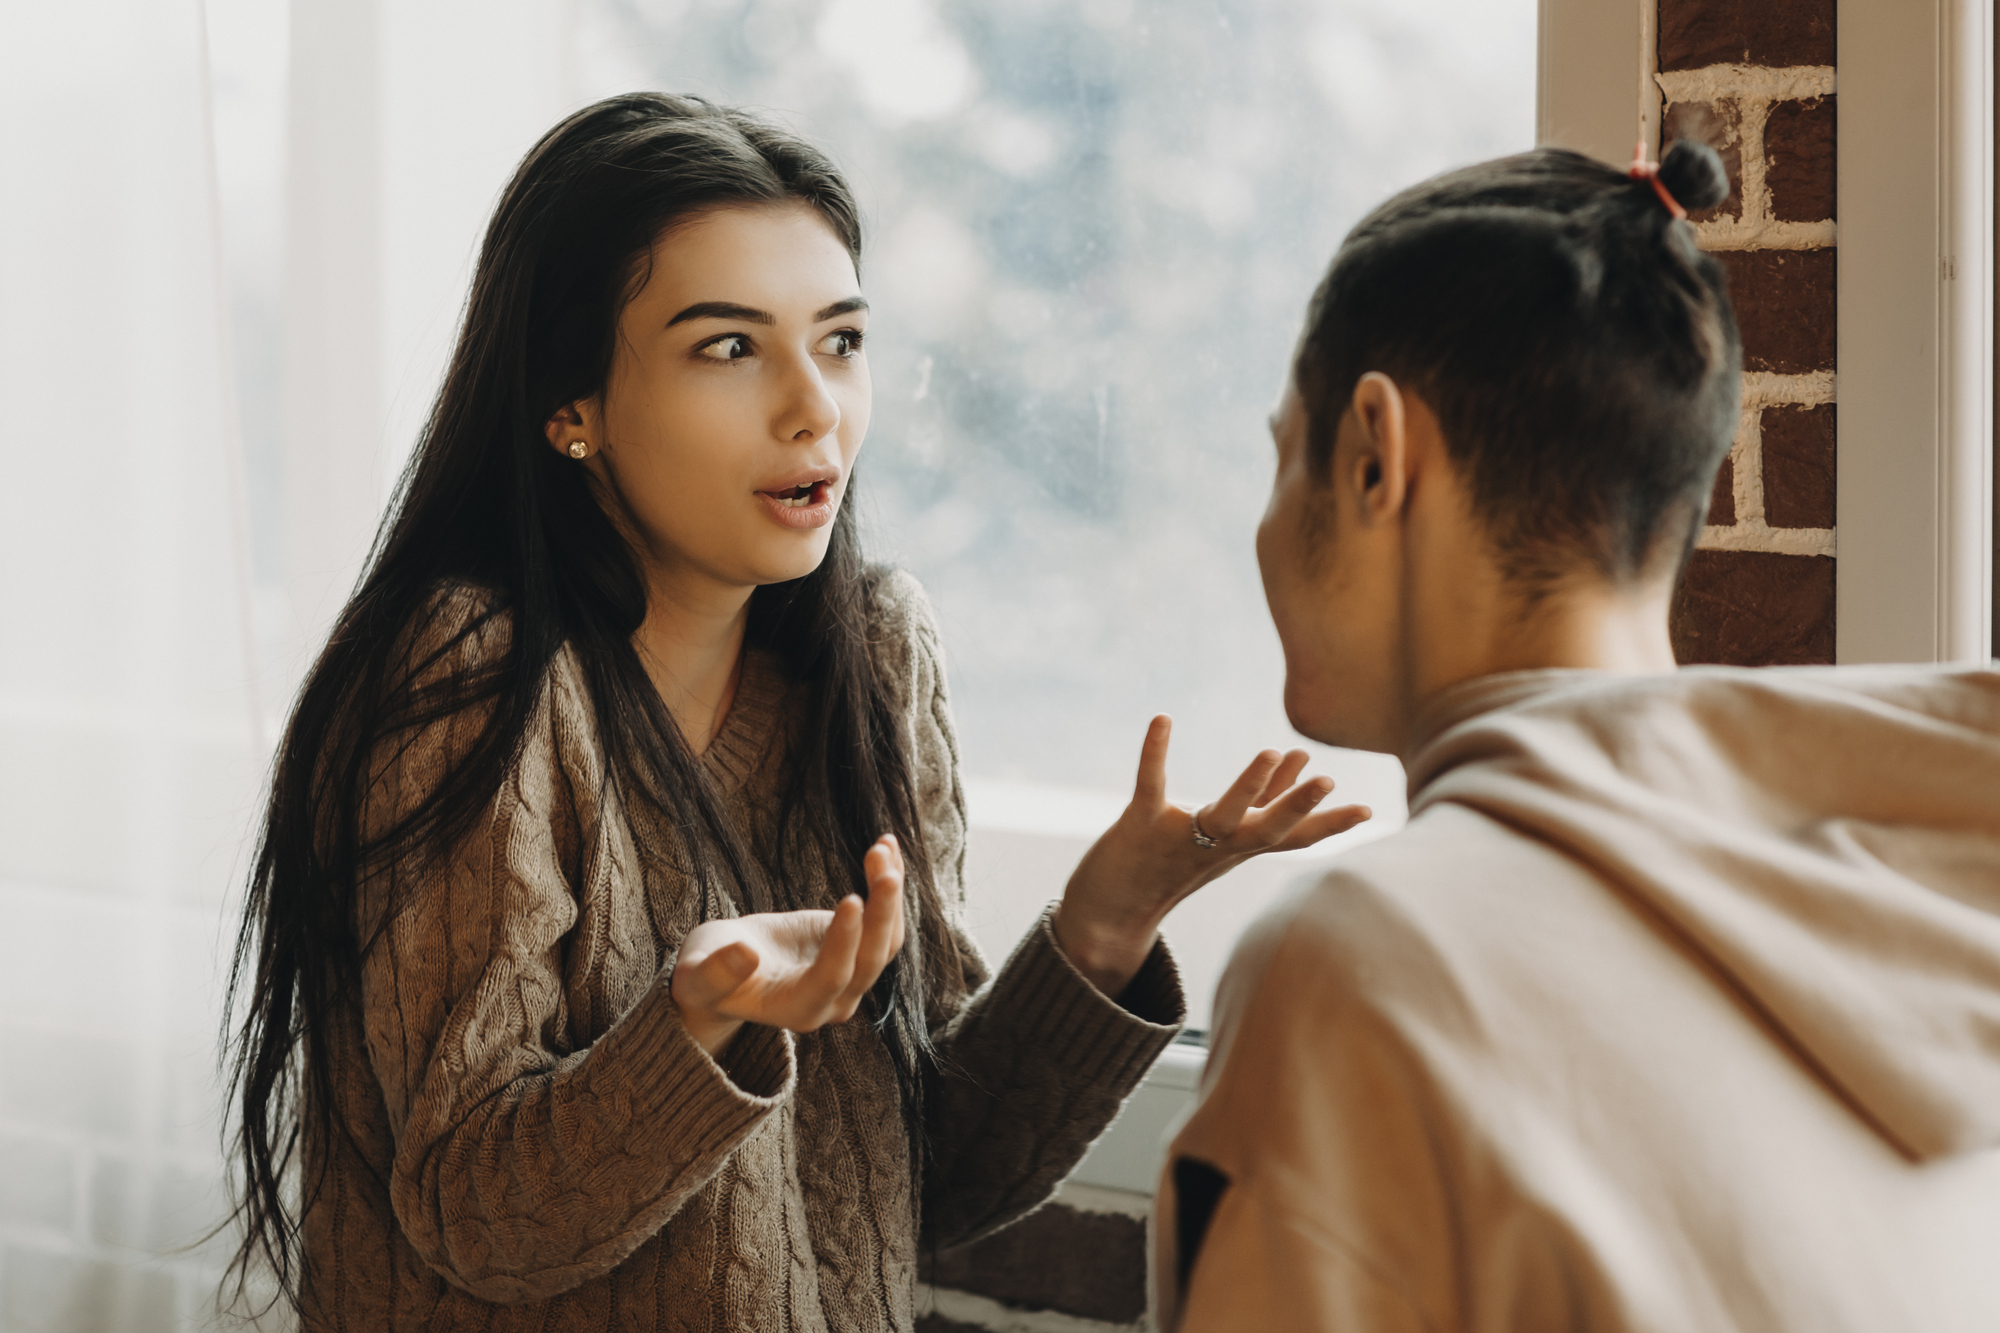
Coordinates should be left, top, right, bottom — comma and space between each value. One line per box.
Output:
0, 3, 578, 1327
0, 2, 266, 1329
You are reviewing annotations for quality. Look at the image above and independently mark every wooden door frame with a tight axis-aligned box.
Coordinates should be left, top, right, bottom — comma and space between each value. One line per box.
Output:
1537, 0, 1995, 664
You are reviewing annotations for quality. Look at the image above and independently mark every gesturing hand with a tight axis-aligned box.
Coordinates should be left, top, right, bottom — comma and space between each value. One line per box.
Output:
1053, 716, 1372, 997
670, 835, 908, 1057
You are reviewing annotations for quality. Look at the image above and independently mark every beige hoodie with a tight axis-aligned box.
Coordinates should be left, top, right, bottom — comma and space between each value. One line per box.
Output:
1157, 665, 2000, 1332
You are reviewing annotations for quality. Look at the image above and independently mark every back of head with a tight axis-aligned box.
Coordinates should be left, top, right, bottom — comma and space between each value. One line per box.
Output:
1294, 142, 1739, 587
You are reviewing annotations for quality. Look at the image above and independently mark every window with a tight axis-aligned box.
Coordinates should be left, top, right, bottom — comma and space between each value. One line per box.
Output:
215, 0, 1539, 1029
1, 4, 1544, 1319
574, 0, 1536, 1020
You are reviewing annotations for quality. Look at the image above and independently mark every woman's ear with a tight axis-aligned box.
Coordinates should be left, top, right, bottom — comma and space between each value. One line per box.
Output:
1347, 371, 1409, 524
543, 400, 598, 460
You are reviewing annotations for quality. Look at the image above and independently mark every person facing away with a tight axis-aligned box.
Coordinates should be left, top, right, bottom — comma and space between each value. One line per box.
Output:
1154, 139, 2000, 1332
220, 93, 1371, 1333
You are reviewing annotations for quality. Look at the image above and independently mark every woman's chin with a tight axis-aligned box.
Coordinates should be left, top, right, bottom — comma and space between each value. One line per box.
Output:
741, 535, 834, 588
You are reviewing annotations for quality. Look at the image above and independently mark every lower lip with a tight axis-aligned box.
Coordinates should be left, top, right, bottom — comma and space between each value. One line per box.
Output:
756, 482, 837, 530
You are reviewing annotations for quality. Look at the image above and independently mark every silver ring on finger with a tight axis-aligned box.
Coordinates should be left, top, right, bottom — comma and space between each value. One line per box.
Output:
1190, 811, 1221, 850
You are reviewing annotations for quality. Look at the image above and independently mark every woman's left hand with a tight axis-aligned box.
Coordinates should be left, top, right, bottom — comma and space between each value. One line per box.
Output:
1053, 715, 1372, 997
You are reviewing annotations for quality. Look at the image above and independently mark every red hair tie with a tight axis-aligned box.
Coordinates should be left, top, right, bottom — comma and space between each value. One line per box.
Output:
1628, 141, 1688, 221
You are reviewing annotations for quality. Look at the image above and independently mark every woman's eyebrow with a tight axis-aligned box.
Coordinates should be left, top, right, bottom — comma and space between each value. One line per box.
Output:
668, 300, 774, 327
814, 296, 869, 321
665, 297, 869, 327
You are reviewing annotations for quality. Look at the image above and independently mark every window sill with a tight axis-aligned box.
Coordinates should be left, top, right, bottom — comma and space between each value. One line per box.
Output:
1066, 1037, 1207, 1194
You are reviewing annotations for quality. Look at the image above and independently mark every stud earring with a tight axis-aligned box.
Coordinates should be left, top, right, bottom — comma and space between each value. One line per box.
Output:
568, 440, 588, 459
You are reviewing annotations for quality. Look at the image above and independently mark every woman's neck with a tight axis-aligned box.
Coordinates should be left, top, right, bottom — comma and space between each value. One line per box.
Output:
632, 565, 754, 757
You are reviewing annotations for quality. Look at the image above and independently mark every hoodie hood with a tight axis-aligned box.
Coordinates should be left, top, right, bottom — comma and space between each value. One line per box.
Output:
1405, 664, 2000, 1162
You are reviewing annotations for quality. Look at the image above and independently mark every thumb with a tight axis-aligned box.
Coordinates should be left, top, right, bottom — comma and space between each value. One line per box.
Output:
681, 941, 758, 1009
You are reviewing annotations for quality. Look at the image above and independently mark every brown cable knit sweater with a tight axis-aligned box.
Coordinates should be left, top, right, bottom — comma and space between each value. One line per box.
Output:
300, 572, 1183, 1332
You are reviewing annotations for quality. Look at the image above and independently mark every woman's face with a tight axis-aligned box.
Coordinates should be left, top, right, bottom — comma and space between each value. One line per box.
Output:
554, 203, 871, 594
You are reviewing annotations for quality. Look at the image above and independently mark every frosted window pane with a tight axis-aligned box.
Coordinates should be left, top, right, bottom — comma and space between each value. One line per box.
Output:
579, 0, 1535, 804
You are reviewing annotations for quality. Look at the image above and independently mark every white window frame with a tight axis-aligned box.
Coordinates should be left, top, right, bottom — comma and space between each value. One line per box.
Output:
1537, 0, 1995, 664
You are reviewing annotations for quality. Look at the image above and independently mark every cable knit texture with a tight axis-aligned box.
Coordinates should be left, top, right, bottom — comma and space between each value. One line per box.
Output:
299, 571, 1183, 1331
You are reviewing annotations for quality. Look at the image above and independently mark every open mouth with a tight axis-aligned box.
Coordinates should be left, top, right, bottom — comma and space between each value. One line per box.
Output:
755, 478, 838, 528
770, 482, 823, 508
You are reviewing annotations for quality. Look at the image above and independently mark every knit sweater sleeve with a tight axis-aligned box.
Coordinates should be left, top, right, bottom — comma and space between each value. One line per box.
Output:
354, 588, 795, 1303
868, 572, 1186, 1248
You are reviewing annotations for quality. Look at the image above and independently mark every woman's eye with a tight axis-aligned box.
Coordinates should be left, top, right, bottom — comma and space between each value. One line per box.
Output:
698, 334, 753, 361
818, 329, 865, 357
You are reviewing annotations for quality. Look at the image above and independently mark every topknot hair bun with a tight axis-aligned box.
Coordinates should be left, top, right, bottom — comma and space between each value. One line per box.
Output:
1657, 140, 1730, 213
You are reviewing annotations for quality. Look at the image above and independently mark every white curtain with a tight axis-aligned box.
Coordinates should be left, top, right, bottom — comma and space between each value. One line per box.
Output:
0, 1, 267, 1329
0, 2, 575, 1327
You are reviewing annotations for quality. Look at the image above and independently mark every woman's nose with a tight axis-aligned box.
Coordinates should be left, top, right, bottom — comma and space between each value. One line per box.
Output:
776, 356, 840, 443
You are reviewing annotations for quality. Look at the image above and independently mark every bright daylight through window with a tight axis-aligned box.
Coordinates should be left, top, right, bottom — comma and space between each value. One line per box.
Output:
216, 0, 1538, 1027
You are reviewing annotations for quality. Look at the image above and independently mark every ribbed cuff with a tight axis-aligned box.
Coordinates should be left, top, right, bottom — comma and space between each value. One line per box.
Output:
981, 904, 1186, 1094
590, 977, 795, 1159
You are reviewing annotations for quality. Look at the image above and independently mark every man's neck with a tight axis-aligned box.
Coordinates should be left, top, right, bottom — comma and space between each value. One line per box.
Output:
632, 564, 754, 757
1403, 572, 1679, 741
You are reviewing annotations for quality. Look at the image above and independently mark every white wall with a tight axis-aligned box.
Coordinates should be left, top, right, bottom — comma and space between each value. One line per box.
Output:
278, 0, 581, 694
1838, 0, 1994, 664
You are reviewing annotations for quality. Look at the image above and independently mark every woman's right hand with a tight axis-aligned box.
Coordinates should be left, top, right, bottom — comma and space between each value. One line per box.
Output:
670, 834, 908, 1057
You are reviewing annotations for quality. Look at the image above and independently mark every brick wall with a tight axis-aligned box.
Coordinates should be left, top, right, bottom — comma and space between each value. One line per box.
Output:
1660, 0, 1841, 665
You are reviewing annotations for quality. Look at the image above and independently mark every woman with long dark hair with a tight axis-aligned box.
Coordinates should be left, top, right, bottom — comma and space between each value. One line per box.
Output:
224, 92, 1366, 1331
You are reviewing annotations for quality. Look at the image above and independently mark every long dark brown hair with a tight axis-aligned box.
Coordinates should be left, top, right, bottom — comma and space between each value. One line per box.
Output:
221, 92, 965, 1311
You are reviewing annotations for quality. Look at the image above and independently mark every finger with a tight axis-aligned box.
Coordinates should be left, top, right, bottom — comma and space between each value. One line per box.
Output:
1198, 749, 1285, 839
858, 840, 907, 960
871, 835, 909, 956
1131, 715, 1172, 810
1269, 803, 1373, 852
864, 833, 905, 896
844, 838, 907, 1009
1252, 750, 1311, 807
679, 940, 759, 1012
1239, 775, 1337, 845
800, 894, 865, 1006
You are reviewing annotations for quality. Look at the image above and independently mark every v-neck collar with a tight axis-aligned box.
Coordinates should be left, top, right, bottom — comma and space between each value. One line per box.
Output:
700, 647, 789, 797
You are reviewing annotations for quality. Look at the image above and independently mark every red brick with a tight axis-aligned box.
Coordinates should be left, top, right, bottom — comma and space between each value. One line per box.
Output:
1765, 97, 1836, 223
1659, 0, 1835, 71
921, 1204, 1145, 1324
1671, 550, 1835, 664
1760, 404, 1836, 529
1663, 100, 1743, 222
1716, 249, 1836, 374
1704, 452, 1736, 526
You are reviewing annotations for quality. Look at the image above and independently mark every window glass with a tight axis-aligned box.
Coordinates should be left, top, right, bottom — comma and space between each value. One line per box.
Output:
579, 0, 1533, 823
213, 0, 1540, 1027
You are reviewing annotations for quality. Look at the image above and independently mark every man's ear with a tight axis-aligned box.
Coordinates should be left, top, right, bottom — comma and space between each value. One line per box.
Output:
1347, 371, 1409, 524
543, 400, 598, 459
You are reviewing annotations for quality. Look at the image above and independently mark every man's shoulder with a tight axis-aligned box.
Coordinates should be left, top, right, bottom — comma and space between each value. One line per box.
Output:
1216, 803, 1609, 1034
1257, 803, 1581, 956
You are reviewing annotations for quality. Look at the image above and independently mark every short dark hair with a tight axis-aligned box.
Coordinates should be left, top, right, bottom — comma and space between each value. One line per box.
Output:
1294, 141, 1739, 586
